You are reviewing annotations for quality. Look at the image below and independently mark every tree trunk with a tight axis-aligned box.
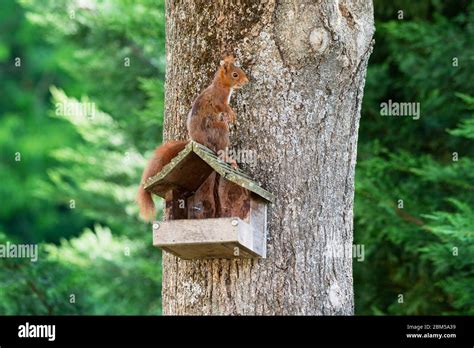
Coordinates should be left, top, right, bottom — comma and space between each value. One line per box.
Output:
162, 0, 374, 315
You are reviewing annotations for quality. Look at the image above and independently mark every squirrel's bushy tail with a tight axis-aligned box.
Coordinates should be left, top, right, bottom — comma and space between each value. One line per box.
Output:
137, 140, 188, 222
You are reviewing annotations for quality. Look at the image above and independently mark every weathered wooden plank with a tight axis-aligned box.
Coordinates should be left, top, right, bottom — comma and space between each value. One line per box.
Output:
144, 140, 275, 203
144, 141, 193, 189
161, 243, 256, 260
192, 142, 254, 180
152, 217, 264, 259
249, 198, 267, 258
192, 143, 275, 203
145, 150, 213, 198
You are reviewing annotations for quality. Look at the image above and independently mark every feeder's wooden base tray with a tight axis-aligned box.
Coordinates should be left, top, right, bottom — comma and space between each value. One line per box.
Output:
152, 217, 266, 259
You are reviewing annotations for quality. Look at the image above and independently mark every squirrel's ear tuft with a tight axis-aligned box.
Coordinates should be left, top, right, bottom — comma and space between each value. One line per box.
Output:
223, 55, 235, 64
220, 56, 234, 71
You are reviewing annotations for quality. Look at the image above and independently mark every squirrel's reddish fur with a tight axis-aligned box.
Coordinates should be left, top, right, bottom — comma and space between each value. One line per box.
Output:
187, 55, 249, 152
137, 56, 249, 222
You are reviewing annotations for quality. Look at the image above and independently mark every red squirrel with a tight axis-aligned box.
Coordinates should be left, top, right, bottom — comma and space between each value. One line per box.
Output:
137, 56, 249, 221
187, 55, 248, 152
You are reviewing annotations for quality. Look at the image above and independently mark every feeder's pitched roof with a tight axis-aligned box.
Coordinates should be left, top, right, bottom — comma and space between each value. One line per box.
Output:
144, 141, 275, 203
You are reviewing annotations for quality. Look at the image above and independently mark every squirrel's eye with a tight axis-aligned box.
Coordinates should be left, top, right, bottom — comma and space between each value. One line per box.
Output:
232, 72, 239, 79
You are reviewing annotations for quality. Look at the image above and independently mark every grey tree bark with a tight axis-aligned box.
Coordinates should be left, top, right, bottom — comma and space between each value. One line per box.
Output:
162, 0, 374, 315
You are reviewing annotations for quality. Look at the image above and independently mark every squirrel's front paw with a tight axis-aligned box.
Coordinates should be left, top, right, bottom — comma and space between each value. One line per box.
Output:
229, 158, 238, 169
223, 111, 236, 124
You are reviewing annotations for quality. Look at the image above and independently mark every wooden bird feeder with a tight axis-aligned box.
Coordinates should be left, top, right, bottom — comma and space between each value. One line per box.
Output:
144, 141, 274, 259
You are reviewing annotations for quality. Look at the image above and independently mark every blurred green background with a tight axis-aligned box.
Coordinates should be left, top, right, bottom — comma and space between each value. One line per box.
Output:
0, 0, 472, 315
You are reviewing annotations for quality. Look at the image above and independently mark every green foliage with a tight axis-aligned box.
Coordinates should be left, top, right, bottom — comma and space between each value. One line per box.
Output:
0, 227, 161, 315
0, 0, 85, 243
19, 0, 166, 151
0, 0, 165, 315
354, 2, 474, 315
